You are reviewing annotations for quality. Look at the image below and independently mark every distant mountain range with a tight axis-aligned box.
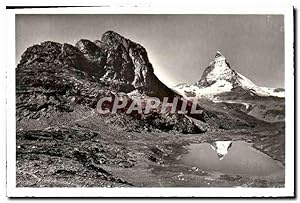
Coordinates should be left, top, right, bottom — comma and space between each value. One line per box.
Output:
173, 51, 284, 100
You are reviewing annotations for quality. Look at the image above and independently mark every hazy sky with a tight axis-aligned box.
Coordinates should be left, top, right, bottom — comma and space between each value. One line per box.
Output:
16, 14, 284, 88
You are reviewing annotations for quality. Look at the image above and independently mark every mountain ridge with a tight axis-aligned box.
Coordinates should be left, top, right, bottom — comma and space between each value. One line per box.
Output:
18, 31, 176, 99
173, 51, 285, 100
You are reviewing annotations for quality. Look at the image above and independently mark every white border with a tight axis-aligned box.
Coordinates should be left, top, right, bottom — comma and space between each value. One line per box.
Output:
5, 5, 294, 197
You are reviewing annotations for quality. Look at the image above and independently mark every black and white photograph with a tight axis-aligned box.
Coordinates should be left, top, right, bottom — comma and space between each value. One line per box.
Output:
4, 4, 295, 198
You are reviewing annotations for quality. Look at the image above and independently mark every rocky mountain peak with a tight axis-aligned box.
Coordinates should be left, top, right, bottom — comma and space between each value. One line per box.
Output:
76, 39, 103, 54
98, 31, 173, 98
101, 30, 132, 51
215, 50, 224, 58
17, 30, 175, 99
174, 50, 284, 99
197, 51, 237, 87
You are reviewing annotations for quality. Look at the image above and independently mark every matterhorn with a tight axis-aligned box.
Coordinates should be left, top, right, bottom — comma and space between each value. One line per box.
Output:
174, 51, 284, 100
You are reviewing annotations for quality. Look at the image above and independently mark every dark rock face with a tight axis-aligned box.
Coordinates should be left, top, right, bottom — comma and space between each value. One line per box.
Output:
18, 41, 62, 67
75, 39, 107, 76
98, 31, 174, 98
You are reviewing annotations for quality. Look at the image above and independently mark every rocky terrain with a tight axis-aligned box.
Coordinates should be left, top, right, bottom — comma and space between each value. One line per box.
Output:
16, 31, 285, 187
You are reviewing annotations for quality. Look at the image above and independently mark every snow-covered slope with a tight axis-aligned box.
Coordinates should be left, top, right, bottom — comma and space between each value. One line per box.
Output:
173, 51, 284, 99
174, 80, 233, 99
237, 73, 285, 98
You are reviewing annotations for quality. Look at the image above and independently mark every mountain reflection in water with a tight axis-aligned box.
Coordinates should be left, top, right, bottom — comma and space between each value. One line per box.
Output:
182, 141, 284, 179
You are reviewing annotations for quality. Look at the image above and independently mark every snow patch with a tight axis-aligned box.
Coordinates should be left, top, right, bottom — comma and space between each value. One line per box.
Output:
173, 80, 233, 99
